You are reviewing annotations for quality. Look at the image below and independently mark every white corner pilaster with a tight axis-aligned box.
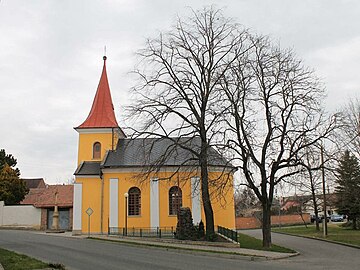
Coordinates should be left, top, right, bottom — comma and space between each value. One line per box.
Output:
191, 177, 201, 224
73, 183, 82, 234
109, 178, 119, 228
150, 178, 159, 228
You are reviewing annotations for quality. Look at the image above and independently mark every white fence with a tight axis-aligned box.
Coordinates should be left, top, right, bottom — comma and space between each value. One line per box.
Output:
0, 201, 41, 229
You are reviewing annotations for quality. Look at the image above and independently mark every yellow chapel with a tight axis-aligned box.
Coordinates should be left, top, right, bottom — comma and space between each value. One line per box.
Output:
72, 56, 236, 235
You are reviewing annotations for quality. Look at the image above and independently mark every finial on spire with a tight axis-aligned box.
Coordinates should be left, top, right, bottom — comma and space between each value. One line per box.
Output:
103, 46, 107, 61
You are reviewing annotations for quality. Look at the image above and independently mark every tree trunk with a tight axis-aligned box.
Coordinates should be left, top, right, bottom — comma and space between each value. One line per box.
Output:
353, 217, 357, 230
298, 211, 308, 228
314, 207, 320, 231
262, 202, 272, 248
198, 135, 215, 241
309, 169, 320, 231
201, 160, 215, 240
312, 192, 320, 231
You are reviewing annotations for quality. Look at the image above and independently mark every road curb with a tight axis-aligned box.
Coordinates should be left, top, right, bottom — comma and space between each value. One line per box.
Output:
90, 236, 299, 260
273, 231, 360, 250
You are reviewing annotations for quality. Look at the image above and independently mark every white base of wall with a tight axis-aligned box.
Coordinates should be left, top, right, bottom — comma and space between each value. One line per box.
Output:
72, 230, 82, 236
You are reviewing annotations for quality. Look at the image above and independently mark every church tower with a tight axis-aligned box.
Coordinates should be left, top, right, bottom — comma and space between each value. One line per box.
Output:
75, 56, 125, 165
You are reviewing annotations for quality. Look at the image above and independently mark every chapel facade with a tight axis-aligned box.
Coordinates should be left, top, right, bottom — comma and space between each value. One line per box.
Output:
72, 56, 235, 234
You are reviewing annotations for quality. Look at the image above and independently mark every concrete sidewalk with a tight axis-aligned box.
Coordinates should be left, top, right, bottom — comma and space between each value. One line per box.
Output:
41, 231, 298, 260
90, 234, 298, 260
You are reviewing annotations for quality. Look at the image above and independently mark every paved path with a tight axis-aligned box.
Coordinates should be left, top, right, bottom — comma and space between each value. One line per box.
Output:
240, 229, 360, 270
1, 229, 358, 270
0, 230, 303, 270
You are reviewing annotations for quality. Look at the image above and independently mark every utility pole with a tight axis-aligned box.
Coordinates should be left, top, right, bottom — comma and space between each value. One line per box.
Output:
321, 144, 328, 236
124, 193, 128, 236
276, 189, 281, 229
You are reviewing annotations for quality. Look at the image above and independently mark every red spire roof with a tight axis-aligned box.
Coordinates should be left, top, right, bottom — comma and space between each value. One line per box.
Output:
77, 56, 119, 129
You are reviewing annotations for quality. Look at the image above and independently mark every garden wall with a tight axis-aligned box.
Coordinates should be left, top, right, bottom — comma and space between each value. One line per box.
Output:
0, 201, 41, 229
236, 213, 310, 229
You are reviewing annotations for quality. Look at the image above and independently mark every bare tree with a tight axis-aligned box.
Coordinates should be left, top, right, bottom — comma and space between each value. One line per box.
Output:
338, 98, 360, 158
298, 149, 323, 231
290, 142, 338, 231
234, 186, 257, 217
128, 7, 247, 240
221, 36, 337, 247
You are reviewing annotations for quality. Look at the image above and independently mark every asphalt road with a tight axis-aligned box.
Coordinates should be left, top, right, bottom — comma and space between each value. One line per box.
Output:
0, 229, 358, 270
241, 229, 360, 270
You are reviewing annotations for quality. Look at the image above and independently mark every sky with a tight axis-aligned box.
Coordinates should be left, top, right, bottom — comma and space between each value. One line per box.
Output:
0, 0, 359, 184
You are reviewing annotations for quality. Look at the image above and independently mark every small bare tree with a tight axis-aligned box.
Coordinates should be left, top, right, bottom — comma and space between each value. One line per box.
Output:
221, 36, 337, 247
128, 7, 247, 240
234, 186, 257, 217
290, 142, 338, 231
298, 149, 323, 231
338, 99, 360, 158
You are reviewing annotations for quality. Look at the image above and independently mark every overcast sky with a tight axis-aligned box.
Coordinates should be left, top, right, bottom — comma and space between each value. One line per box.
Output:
0, 0, 359, 184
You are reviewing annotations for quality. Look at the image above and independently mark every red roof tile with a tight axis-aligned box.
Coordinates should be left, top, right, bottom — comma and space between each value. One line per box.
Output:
21, 188, 44, 205
281, 200, 300, 211
21, 185, 73, 208
77, 56, 119, 129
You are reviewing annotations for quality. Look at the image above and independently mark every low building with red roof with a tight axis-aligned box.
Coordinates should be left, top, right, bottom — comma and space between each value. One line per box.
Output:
21, 184, 73, 230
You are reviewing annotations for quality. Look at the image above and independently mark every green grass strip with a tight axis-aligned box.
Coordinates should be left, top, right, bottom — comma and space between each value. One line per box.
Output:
237, 232, 296, 253
272, 224, 360, 247
0, 247, 49, 270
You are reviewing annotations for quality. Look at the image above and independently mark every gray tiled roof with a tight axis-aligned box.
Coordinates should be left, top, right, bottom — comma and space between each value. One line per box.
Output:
74, 161, 101, 176
74, 137, 233, 176
103, 137, 233, 168
21, 178, 46, 189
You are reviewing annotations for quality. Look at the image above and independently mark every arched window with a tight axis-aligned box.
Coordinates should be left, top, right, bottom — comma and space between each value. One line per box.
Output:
169, 186, 182, 215
128, 187, 141, 216
93, 142, 101, 159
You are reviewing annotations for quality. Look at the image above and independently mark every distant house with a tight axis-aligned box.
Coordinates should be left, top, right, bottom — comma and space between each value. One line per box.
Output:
280, 193, 338, 216
21, 184, 73, 230
21, 178, 46, 189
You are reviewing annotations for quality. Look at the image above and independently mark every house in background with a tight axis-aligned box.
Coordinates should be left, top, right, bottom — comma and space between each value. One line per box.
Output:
22, 178, 46, 189
73, 56, 236, 235
280, 193, 338, 217
21, 184, 73, 230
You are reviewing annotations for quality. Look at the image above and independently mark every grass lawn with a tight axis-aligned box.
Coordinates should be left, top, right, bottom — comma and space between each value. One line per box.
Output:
272, 224, 360, 247
0, 247, 49, 270
237, 232, 296, 253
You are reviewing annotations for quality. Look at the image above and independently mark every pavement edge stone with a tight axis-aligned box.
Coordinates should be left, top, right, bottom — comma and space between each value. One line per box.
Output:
273, 231, 360, 250
90, 235, 299, 260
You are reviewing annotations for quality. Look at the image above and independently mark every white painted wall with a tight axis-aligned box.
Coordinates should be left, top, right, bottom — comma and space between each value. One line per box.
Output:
73, 183, 82, 233
109, 178, 118, 228
150, 178, 159, 228
0, 201, 41, 228
191, 177, 202, 224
